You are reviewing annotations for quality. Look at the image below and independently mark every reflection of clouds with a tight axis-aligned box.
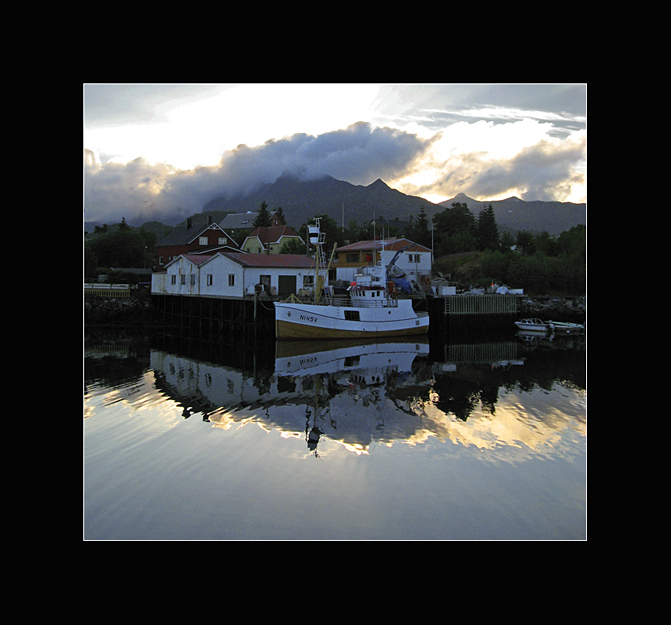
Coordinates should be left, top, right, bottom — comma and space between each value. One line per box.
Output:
204, 380, 585, 463
87, 347, 585, 464
410, 384, 586, 463
85, 371, 184, 432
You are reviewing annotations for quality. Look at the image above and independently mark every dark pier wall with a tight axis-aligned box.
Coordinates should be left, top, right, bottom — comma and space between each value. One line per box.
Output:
152, 294, 276, 341
152, 293, 528, 342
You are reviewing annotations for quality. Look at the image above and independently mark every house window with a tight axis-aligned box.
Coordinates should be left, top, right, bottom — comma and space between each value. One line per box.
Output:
171, 275, 176, 285
159, 256, 164, 265
218, 237, 227, 245
199, 236, 208, 245
346, 253, 360, 263
408, 253, 421, 263
190, 274, 196, 286
180, 275, 186, 285
228, 274, 235, 287
207, 274, 213, 286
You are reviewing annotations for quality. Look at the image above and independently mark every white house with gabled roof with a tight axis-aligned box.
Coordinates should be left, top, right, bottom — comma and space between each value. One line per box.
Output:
152, 252, 316, 299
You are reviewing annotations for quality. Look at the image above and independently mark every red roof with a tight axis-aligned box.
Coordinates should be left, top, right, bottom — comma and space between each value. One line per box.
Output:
182, 254, 215, 266
222, 252, 315, 268
336, 238, 431, 253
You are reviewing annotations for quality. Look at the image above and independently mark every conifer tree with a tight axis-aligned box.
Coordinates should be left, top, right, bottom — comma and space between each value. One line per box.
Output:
253, 201, 272, 228
476, 204, 499, 251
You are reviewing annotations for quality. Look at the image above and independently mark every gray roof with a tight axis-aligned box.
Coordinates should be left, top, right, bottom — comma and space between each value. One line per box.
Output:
219, 212, 258, 230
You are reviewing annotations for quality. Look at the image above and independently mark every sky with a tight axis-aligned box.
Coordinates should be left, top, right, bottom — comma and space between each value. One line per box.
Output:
84, 83, 587, 225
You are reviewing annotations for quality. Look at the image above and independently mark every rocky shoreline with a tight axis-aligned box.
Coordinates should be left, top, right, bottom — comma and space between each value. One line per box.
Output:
520, 295, 586, 321
85, 294, 159, 325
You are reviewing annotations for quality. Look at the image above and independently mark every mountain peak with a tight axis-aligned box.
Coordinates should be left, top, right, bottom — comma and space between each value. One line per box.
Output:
453, 192, 474, 202
440, 192, 476, 206
367, 178, 390, 189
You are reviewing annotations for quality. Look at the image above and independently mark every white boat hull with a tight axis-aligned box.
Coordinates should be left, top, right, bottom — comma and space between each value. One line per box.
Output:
514, 318, 553, 333
275, 300, 429, 340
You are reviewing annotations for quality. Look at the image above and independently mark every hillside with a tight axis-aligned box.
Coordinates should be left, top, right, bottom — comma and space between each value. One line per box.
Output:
438, 193, 585, 236
203, 172, 440, 229
204, 174, 585, 236
89, 174, 586, 240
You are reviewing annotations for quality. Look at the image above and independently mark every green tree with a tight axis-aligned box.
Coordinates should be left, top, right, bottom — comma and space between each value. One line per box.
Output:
535, 230, 560, 256
433, 202, 476, 236
90, 221, 147, 267
279, 238, 307, 254
557, 224, 586, 259
500, 230, 515, 251
85, 242, 98, 278
409, 206, 432, 248
480, 250, 511, 283
253, 201, 272, 228
516, 230, 536, 255
476, 204, 499, 251
433, 201, 476, 255
508, 252, 551, 293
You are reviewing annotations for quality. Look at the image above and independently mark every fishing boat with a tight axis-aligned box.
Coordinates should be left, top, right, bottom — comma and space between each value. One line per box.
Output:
514, 318, 554, 333
274, 219, 429, 340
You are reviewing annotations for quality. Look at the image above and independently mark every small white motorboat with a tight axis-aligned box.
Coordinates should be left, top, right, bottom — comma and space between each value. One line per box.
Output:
514, 318, 554, 333
547, 320, 585, 334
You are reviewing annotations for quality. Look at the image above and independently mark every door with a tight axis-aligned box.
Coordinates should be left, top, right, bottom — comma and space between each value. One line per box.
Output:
278, 275, 297, 297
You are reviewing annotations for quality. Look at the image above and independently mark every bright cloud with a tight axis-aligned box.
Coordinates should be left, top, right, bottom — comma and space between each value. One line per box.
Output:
84, 84, 587, 223
389, 120, 586, 203
84, 122, 430, 223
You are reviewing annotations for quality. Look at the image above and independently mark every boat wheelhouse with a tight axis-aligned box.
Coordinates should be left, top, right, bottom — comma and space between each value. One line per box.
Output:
274, 220, 429, 340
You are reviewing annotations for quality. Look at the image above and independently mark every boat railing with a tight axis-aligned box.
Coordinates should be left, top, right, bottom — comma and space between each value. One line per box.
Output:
331, 295, 399, 308
283, 294, 400, 309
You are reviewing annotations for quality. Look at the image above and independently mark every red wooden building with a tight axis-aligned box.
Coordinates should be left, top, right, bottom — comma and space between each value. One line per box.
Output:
156, 216, 239, 269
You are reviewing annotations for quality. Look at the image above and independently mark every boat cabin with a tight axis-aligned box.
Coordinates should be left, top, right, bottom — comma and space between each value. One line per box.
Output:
347, 265, 397, 307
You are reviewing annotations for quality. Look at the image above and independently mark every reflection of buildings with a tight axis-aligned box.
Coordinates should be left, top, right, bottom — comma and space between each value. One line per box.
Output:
150, 340, 434, 455
147, 333, 585, 458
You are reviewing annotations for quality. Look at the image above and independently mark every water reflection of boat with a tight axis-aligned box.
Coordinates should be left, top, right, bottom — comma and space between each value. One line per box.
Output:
146, 328, 582, 458
275, 337, 429, 377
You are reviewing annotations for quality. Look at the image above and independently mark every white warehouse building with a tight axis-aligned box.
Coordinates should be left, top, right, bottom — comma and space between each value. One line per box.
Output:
151, 252, 316, 299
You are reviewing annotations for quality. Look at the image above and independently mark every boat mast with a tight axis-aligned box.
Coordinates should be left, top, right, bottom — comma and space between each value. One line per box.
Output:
308, 217, 331, 304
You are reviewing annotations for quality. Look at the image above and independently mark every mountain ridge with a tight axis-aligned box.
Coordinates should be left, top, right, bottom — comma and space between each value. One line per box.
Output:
86, 175, 585, 236
204, 175, 585, 236
438, 193, 585, 235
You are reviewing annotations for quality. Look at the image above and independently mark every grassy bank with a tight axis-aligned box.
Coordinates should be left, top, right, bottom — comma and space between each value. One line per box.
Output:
433, 250, 586, 296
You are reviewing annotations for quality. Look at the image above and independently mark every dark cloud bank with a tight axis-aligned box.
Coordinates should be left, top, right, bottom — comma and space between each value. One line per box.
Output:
85, 120, 585, 226
85, 122, 429, 224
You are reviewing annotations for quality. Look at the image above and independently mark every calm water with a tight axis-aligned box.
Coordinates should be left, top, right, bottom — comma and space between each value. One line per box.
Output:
84, 326, 586, 540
